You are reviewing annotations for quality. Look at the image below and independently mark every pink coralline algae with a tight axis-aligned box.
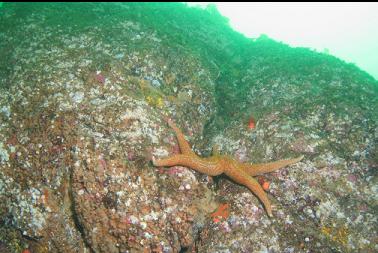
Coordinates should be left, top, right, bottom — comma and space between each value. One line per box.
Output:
347, 173, 358, 183
96, 72, 106, 85
158, 166, 185, 175
127, 151, 136, 161
98, 154, 107, 170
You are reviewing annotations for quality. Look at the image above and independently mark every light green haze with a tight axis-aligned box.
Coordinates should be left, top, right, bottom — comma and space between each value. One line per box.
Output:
188, 2, 378, 80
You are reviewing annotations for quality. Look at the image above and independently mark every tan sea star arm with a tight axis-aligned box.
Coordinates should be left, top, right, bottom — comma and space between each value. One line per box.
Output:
224, 159, 273, 217
153, 154, 224, 176
242, 155, 304, 176
166, 118, 195, 156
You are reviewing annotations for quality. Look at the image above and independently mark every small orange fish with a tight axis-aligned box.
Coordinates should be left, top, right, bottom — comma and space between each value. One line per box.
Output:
248, 117, 256, 130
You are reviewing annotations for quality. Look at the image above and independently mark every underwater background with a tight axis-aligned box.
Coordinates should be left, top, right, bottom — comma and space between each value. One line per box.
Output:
0, 2, 377, 253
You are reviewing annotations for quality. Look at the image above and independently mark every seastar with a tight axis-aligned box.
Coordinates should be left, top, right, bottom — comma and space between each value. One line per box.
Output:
152, 119, 303, 217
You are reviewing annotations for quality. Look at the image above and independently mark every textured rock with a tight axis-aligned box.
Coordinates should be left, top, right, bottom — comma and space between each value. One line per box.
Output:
0, 2, 377, 253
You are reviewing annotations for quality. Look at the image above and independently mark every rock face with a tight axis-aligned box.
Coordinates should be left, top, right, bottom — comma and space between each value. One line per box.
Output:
0, 3, 377, 253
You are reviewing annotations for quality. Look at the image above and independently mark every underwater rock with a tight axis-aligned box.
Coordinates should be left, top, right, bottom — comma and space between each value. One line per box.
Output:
0, 2, 377, 253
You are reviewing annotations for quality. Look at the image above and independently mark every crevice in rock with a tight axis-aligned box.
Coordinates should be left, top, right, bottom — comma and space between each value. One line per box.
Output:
68, 161, 95, 253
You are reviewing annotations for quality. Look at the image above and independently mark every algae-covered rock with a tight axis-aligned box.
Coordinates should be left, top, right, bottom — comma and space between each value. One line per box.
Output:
0, 2, 377, 253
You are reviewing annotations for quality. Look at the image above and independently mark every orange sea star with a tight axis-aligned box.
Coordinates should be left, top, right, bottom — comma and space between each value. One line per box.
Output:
152, 119, 303, 217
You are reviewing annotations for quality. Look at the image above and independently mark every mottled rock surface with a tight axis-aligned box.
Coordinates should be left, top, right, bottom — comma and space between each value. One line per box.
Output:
0, 2, 377, 253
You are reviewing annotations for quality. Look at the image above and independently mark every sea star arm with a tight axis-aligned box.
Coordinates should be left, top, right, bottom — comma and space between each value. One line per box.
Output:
242, 155, 304, 176
166, 118, 195, 156
224, 161, 273, 217
152, 154, 224, 176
